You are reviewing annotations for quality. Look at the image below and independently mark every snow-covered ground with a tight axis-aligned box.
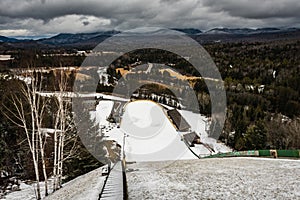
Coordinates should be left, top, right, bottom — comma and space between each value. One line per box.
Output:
145, 63, 153, 74
37, 92, 128, 102
97, 66, 110, 86
3, 167, 106, 200
44, 167, 106, 200
179, 110, 231, 155
30, 91, 231, 161
91, 100, 114, 126
92, 98, 231, 162
38, 91, 229, 159
126, 157, 300, 200
91, 100, 196, 162
2, 182, 44, 200
120, 100, 198, 161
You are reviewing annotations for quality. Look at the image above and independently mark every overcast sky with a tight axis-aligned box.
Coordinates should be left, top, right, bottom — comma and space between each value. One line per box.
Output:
0, 0, 299, 37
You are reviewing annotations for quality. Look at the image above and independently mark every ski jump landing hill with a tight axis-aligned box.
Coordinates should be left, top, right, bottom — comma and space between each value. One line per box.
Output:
92, 95, 231, 162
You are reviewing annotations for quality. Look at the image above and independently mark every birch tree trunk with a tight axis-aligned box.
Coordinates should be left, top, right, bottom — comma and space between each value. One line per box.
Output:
34, 72, 49, 196
52, 108, 60, 191
53, 68, 72, 190
2, 69, 49, 199
3, 67, 80, 197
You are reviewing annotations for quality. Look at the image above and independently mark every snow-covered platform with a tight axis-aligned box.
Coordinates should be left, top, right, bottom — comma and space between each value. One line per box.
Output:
126, 157, 300, 199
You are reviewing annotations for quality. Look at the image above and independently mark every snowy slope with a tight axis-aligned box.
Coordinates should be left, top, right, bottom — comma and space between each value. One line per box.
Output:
38, 91, 231, 162
94, 99, 231, 162
97, 66, 110, 86
92, 100, 198, 162
120, 100, 198, 161
4, 182, 43, 200
4, 167, 106, 200
179, 110, 232, 154
37, 92, 128, 102
37, 91, 230, 162
91, 100, 114, 126
44, 167, 105, 200
127, 157, 300, 200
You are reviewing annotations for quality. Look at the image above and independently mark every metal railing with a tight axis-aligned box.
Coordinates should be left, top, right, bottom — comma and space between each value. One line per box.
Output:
99, 160, 127, 200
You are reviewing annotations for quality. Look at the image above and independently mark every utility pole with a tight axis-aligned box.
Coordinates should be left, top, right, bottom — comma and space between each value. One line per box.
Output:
121, 132, 128, 166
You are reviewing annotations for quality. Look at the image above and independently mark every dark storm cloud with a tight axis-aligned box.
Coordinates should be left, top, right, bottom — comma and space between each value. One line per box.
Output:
82, 21, 90, 26
0, 0, 299, 36
202, 0, 300, 19
0, 0, 154, 21
0, 16, 13, 24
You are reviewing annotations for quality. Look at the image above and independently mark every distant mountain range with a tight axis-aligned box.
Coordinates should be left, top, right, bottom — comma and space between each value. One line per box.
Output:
172, 28, 202, 35
0, 35, 20, 43
205, 27, 279, 34
38, 30, 120, 45
0, 27, 299, 48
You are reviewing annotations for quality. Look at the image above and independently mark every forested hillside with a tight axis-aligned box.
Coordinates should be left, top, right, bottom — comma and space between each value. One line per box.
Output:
0, 33, 299, 197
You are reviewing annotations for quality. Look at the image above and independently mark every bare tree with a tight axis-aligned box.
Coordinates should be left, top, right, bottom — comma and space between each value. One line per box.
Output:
2, 67, 83, 198
2, 69, 49, 199
288, 118, 300, 149
52, 69, 78, 191
266, 115, 300, 149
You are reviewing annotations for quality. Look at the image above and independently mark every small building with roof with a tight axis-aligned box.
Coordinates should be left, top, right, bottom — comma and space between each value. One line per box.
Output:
183, 132, 201, 147
167, 109, 191, 132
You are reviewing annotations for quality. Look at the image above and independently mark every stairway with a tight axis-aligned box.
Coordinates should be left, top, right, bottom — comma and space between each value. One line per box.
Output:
99, 161, 126, 200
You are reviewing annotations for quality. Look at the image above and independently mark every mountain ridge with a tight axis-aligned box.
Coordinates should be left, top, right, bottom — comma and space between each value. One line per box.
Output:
2, 27, 299, 42
0, 35, 20, 43
0, 27, 299, 48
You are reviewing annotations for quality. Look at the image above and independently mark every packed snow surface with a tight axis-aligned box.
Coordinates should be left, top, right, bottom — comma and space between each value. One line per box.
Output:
92, 100, 198, 162
93, 99, 231, 162
127, 157, 300, 200
44, 167, 106, 200
120, 100, 198, 161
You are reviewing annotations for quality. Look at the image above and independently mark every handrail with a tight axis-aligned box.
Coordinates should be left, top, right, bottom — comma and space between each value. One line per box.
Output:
99, 161, 127, 200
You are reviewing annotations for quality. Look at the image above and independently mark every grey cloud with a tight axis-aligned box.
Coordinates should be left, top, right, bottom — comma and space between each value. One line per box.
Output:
0, 0, 299, 36
0, 0, 153, 21
0, 16, 14, 25
202, 0, 300, 19
82, 21, 90, 26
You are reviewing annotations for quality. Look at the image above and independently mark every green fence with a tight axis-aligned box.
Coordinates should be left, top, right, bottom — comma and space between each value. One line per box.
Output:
277, 150, 300, 158
258, 150, 271, 157
258, 150, 300, 158
206, 150, 300, 158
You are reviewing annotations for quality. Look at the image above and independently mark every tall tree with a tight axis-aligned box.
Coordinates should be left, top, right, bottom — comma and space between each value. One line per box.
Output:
52, 68, 78, 191
2, 69, 49, 199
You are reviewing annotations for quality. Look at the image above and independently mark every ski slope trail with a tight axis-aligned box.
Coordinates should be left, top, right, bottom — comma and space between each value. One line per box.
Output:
94, 99, 231, 162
